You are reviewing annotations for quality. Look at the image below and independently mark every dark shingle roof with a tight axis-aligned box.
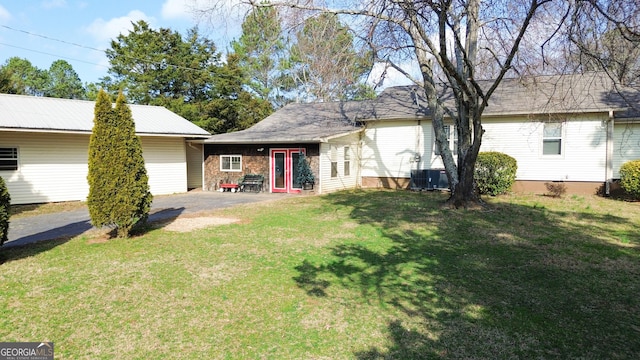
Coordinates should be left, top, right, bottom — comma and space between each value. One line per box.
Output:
204, 101, 366, 144
370, 72, 639, 120
206, 72, 639, 144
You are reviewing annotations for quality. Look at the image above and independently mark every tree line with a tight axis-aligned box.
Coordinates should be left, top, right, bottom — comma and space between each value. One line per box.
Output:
0, 11, 374, 135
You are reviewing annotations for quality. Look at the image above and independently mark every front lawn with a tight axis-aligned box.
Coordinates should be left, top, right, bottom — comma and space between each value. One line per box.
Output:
1, 190, 639, 359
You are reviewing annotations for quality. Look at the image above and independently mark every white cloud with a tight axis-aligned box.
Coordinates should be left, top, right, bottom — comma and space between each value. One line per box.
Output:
161, 0, 192, 20
368, 61, 418, 91
0, 5, 11, 21
85, 10, 155, 43
41, 0, 67, 9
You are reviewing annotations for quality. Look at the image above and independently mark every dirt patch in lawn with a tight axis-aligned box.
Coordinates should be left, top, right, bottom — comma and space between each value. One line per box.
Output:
160, 216, 241, 232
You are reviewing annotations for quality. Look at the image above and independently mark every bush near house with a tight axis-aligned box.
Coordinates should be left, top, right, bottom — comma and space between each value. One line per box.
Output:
296, 153, 315, 186
619, 159, 640, 199
87, 90, 152, 238
0, 176, 10, 246
474, 151, 517, 195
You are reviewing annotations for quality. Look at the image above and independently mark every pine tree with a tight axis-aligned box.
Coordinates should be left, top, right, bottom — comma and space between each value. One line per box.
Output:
87, 90, 152, 238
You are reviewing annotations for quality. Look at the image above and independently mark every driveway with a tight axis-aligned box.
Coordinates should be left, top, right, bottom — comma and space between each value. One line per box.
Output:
4, 191, 291, 248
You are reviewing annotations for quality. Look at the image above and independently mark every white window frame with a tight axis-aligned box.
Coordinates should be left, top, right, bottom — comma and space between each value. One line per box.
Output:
330, 145, 338, 178
0, 147, 19, 171
542, 122, 564, 156
344, 146, 351, 177
220, 154, 242, 172
434, 125, 457, 156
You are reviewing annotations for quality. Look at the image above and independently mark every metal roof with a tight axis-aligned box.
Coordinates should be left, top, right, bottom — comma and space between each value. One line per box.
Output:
0, 94, 210, 137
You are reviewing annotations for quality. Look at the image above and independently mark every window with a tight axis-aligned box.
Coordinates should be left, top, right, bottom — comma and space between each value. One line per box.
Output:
434, 125, 457, 156
220, 155, 241, 171
543, 122, 563, 155
0, 147, 18, 171
344, 147, 351, 177
330, 146, 338, 178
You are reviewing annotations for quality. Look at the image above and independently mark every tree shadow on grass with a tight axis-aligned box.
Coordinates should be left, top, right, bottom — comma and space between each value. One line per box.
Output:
1, 237, 72, 265
1, 207, 186, 264
294, 190, 640, 359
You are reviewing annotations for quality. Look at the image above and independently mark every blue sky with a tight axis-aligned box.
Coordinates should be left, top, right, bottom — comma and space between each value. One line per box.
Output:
0, 0, 247, 84
0, 0, 412, 90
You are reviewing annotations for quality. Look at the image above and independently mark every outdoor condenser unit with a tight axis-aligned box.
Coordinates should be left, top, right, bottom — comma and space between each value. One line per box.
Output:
410, 169, 449, 191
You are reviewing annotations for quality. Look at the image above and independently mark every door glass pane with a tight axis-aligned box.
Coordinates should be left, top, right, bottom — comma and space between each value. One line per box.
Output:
292, 152, 301, 189
274, 153, 285, 188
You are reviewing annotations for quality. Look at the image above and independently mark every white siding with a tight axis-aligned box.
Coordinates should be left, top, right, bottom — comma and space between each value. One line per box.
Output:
186, 142, 203, 189
319, 133, 361, 194
362, 114, 609, 184
0, 132, 91, 204
361, 120, 433, 178
0, 132, 190, 204
613, 122, 640, 178
481, 115, 608, 182
141, 137, 188, 195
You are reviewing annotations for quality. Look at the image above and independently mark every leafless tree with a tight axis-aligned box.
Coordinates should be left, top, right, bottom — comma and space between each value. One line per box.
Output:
196, 0, 636, 207
566, 0, 640, 85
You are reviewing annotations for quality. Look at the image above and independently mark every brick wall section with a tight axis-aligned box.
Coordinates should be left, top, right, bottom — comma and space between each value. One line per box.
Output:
204, 144, 320, 192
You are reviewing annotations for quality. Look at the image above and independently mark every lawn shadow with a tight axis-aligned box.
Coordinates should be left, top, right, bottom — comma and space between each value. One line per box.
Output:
1, 237, 72, 265
3, 219, 92, 249
2, 207, 186, 264
294, 190, 640, 359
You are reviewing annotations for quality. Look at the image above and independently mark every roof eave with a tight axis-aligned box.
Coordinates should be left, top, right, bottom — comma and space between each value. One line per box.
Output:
0, 127, 209, 138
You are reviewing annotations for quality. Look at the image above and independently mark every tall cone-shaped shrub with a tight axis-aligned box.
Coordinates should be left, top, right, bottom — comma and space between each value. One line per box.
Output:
87, 90, 152, 238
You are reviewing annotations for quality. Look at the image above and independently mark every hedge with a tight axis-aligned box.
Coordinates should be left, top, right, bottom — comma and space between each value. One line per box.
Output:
474, 152, 517, 195
619, 159, 640, 199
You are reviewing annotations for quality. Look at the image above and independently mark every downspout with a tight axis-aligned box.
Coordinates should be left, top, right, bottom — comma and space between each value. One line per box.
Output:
605, 110, 614, 196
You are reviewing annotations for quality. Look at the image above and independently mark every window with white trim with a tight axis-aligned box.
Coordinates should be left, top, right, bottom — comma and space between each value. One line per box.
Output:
0, 147, 18, 171
435, 125, 458, 156
220, 155, 242, 171
330, 145, 338, 178
543, 122, 563, 155
344, 146, 351, 177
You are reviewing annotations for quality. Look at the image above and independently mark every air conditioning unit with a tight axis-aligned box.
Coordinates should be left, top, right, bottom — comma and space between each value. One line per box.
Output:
410, 169, 449, 191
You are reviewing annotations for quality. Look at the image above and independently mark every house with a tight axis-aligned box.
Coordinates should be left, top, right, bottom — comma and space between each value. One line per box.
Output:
203, 72, 639, 196
0, 94, 210, 204
202, 102, 363, 194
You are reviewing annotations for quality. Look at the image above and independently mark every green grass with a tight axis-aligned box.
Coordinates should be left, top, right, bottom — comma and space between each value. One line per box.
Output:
1, 190, 639, 359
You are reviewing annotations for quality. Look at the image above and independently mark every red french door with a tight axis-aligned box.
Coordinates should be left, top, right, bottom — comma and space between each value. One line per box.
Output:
270, 148, 306, 193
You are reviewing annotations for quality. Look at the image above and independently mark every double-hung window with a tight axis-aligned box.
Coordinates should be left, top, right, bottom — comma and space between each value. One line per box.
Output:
330, 146, 338, 178
344, 147, 351, 177
0, 147, 18, 171
220, 155, 242, 172
435, 125, 458, 156
542, 122, 563, 155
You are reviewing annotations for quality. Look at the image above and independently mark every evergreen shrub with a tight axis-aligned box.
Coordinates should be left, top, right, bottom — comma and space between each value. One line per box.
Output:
619, 160, 640, 199
87, 90, 152, 238
474, 152, 517, 195
0, 176, 10, 246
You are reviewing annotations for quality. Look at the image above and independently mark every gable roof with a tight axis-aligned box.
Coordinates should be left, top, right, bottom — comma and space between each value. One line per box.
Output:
206, 72, 639, 145
204, 101, 365, 144
369, 72, 639, 120
0, 94, 210, 137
